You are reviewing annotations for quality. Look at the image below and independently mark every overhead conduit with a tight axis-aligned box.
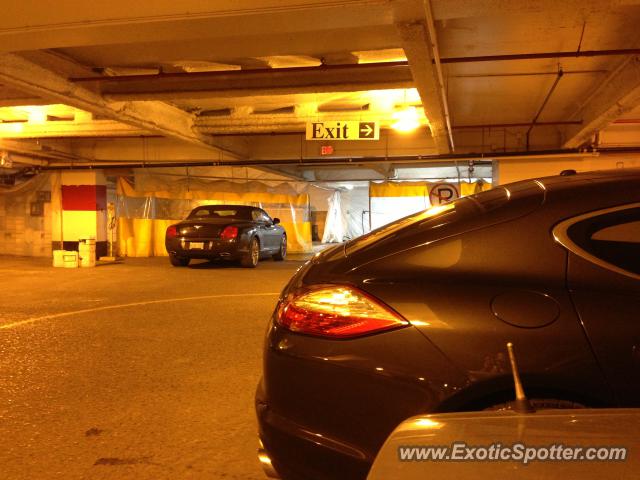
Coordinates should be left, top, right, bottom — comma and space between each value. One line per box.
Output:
68, 48, 640, 90
31, 147, 639, 171
526, 68, 564, 150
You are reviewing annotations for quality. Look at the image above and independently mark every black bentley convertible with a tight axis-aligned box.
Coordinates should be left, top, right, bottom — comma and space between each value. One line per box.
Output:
165, 205, 286, 267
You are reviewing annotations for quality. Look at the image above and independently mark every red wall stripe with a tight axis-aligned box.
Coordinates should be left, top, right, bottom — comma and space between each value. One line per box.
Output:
61, 185, 107, 211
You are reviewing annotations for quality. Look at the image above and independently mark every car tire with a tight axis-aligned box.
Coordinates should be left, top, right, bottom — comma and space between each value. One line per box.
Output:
169, 254, 190, 267
273, 235, 287, 261
241, 237, 260, 268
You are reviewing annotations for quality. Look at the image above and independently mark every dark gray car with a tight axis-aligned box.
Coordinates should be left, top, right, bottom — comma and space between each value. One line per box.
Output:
165, 205, 286, 267
255, 169, 640, 480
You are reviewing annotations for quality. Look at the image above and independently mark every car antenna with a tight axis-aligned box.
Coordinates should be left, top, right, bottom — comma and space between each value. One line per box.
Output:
506, 342, 536, 413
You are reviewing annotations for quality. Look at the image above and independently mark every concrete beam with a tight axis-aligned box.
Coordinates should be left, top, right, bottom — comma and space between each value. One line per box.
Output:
0, 119, 147, 138
5, 153, 51, 167
70, 62, 415, 101
564, 56, 640, 148
396, 22, 452, 153
37, 137, 250, 165
255, 165, 308, 181
0, 1, 392, 53
430, 0, 628, 21
369, 162, 396, 179
0, 97, 47, 107
0, 53, 245, 158
321, 53, 360, 65
193, 110, 430, 134
0, 138, 93, 164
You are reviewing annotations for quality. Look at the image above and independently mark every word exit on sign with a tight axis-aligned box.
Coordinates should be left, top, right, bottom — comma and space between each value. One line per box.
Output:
306, 121, 380, 141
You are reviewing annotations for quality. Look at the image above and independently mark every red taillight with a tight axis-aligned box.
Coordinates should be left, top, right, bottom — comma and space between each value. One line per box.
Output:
276, 285, 408, 339
221, 225, 238, 240
166, 225, 177, 238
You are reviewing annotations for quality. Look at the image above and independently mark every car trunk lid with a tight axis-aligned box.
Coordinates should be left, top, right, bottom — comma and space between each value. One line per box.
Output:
177, 219, 243, 238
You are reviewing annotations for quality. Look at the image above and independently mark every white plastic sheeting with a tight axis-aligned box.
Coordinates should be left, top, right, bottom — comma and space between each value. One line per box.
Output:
369, 180, 492, 230
370, 194, 429, 230
116, 174, 312, 256
321, 191, 344, 243
342, 186, 370, 240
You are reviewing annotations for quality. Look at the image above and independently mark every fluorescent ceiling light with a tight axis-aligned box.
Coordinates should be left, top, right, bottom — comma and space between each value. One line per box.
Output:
391, 107, 420, 132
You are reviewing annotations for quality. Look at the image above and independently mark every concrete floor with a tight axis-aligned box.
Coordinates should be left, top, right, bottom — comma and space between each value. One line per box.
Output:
0, 255, 307, 479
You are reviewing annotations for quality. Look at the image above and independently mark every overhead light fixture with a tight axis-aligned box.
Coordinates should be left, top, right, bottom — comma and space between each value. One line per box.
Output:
391, 106, 420, 132
21, 106, 47, 123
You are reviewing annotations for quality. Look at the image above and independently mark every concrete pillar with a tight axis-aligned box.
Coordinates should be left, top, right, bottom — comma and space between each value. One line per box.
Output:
51, 171, 107, 258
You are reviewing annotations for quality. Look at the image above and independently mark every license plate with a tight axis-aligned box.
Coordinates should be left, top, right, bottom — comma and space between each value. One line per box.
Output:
189, 242, 204, 249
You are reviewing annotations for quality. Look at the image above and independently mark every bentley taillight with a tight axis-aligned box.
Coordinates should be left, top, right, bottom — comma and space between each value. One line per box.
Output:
277, 285, 408, 339
221, 226, 238, 240
166, 225, 177, 238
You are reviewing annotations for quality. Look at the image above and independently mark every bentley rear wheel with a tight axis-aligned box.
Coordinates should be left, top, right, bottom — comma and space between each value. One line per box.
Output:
241, 237, 260, 268
273, 235, 287, 261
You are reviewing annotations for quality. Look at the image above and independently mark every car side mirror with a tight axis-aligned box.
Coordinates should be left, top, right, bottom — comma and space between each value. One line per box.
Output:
273, 218, 281, 225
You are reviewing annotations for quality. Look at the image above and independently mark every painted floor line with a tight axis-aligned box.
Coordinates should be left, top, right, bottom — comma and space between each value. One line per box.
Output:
0, 292, 279, 330
0, 269, 48, 274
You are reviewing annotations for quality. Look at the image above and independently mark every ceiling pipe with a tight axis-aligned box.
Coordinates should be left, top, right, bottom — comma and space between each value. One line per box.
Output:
33, 148, 613, 171
440, 49, 640, 64
449, 69, 607, 78
68, 49, 640, 88
613, 119, 640, 124
69, 61, 410, 84
454, 120, 580, 130
526, 68, 564, 150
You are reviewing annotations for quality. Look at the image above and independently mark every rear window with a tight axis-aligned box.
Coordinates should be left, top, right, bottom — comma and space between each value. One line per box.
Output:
567, 206, 640, 276
188, 206, 251, 220
346, 187, 512, 255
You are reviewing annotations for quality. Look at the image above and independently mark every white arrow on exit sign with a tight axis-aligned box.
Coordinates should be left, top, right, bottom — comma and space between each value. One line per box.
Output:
306, 121, 380, 141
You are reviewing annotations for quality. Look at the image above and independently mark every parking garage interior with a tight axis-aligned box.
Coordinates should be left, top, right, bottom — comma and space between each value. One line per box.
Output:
1, 1, 640, 479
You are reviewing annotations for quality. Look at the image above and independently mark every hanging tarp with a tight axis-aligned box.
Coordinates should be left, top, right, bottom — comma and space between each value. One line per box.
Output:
369, 180, 491, 230
341, 186, 370, 240
460, 180, 492, 196
322, 191, 344, 243
369, 181, 430, 230
116, 175, 312, 256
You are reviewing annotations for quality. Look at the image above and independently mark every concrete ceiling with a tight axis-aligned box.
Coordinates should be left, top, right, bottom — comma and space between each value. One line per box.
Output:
1, 0, 640, 179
